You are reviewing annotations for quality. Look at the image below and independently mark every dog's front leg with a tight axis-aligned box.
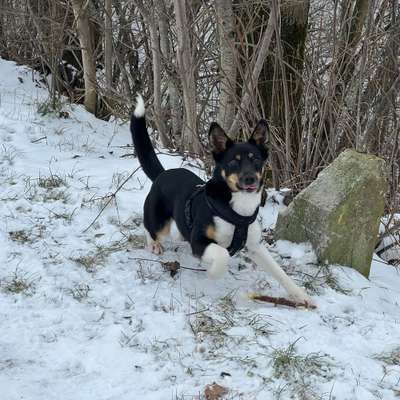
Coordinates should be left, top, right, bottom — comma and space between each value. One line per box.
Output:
201, 243, 230, 279
246, 222, 315, 306
191, 225, 230, 279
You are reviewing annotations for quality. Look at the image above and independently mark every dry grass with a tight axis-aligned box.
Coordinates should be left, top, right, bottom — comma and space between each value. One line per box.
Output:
374, 347, 400, 366
0, 144, 18, 166
71, 252, 107, 273
1, 269, 39, 296
271, 341, 333, 380
38, 173, 66, 189
8, 230, 31, 244
270, 340, 335, 400
302, 265, 352, 295
24, 176, 70, 203
36, 97, 63, 117
67, 283, 90, 302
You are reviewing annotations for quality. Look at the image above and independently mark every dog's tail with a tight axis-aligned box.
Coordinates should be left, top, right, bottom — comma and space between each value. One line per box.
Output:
130, 95, 165, 181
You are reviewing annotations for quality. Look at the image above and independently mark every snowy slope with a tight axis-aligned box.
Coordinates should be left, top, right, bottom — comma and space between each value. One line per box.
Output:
0, 59, 399, 400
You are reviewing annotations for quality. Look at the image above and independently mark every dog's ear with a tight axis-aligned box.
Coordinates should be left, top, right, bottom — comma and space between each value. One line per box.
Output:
209, 122, 233, 158
249, 119, 269, 147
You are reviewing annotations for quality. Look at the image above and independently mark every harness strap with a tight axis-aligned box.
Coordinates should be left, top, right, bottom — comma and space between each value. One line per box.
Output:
184, 185, 259, 256
184, 185, 205, 230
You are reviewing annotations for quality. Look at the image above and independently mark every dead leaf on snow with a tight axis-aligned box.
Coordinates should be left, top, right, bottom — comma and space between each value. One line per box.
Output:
204, 383, 229, 400
162, 261, 180, 277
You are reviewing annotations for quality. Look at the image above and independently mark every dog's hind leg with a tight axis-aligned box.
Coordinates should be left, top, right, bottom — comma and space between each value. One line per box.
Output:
143, 188, 172, 255
144, 221, 171, 255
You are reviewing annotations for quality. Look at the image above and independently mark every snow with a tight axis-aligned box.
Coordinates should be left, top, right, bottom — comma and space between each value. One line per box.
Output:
1, 58, 400, 400
376, 215, 400, 265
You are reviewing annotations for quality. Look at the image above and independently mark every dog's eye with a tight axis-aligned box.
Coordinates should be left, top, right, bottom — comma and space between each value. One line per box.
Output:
227, 159, 239, 168
253, 158, 262, 169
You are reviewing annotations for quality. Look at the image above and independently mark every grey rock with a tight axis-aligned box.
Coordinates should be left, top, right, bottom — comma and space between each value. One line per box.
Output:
275, 149, 387, 277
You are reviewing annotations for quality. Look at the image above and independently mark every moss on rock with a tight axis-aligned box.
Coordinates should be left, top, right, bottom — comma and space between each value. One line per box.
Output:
275, 149, 387, 277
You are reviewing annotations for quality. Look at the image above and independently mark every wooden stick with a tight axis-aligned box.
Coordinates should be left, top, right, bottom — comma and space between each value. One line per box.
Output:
248, 293, 316, 309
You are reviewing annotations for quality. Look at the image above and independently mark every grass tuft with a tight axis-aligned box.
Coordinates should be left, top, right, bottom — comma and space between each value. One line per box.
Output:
24, 176, 70, 203
72, 252, 107, 273
270, 340, 335, 400
67, 283, 90, 301
271, 340, 333, 380
1, 269, 39, 296
374, 347, 400, 366
271, 341, 332, 381
0, 144, 18, 166
38, 173, 66, 189
36, 97, 63, 116
8, 230, 30, 244
302, 264, 352, 295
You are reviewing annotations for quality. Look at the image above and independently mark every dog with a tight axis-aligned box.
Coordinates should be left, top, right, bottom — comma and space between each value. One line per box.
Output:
131, 95, 314, 307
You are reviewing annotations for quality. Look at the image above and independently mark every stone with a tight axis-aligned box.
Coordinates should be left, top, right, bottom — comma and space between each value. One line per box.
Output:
275, 149, 387, 277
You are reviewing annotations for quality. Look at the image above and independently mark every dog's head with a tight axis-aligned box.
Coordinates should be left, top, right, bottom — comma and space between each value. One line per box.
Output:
209, 120, 269, 193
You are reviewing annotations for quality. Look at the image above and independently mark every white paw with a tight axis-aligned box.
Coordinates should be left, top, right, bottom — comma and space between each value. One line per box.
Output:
207, 262, 229, 279
202, 244, 230, 279
289, 288, 316, 308
147, 242, 163, 255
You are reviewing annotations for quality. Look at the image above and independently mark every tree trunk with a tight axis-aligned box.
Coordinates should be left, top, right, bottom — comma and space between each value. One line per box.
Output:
134, 0, 170, 147
71, 0, 97, 115
215, 0, 236, 131
104, 0, 112, 91
269, 0, 310, 183
229, 12, 274, 137
173, 0, 203, 155
148, 18, 170, 147
315, 0, 369, 164
240, 1, 310, 187
357, 0, 397, 153
157, 0, 181, 141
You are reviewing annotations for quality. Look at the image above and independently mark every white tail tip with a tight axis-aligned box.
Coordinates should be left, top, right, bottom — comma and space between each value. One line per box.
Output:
134, 94, 145, 118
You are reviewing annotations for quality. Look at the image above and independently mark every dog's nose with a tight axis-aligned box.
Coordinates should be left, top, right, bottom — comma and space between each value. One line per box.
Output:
244, 176, 256, 185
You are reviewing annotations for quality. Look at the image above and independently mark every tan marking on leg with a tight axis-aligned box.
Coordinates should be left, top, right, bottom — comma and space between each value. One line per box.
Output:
145, 228, 164, 255
205, 225, 216, 240
156, 219, 172, 241
145, 220, 172, 256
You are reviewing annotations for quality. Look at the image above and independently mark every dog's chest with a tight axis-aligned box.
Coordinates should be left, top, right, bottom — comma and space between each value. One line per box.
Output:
213, 191, 261, 249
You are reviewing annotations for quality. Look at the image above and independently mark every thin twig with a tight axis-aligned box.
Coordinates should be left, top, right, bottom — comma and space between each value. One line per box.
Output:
185, 308, 210, 316
129, 257, 207, 272
31, 136, 47, 143
82, 166, 141, 233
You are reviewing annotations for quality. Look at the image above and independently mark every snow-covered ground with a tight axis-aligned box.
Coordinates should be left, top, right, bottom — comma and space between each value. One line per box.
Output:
0, 58, 399, 400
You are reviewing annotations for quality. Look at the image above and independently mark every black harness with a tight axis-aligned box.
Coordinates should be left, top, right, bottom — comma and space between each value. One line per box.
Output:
184, 185, 259, 256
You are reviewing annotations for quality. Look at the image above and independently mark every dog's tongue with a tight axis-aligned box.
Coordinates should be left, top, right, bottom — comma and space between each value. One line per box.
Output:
243, 184, 258, 192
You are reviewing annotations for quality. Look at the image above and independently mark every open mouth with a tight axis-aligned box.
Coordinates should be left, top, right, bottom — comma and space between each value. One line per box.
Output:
238, 184, 258, 193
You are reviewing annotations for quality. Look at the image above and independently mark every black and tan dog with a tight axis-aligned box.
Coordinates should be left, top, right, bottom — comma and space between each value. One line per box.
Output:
131, 95, 314, 306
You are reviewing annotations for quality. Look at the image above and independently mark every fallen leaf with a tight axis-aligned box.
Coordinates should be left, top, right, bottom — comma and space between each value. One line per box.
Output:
162, 261, 180, 277
204, 383, 229, 400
